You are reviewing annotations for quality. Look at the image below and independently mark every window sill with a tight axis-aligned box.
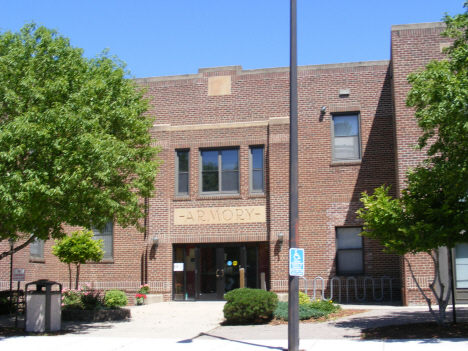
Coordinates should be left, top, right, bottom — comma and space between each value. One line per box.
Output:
248, 193, 266, 198
336, 273, 365, 277
330, 160, 362, 167
29, 258, 45, 264
173, 196, 191, 201
197, 194, 242, 200
89, 258, 114, 264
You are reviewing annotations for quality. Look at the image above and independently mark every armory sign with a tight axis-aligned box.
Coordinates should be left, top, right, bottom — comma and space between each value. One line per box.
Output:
174, 206, 266, 225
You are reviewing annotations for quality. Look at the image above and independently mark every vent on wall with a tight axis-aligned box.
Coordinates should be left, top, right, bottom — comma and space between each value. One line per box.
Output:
339, 89, 350, 97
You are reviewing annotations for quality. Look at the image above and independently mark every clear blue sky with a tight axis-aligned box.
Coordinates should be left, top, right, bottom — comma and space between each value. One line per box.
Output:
0, 1, 464, 78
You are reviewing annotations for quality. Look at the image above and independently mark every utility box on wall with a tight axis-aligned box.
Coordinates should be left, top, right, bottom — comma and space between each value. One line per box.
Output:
25, 280, 62, 332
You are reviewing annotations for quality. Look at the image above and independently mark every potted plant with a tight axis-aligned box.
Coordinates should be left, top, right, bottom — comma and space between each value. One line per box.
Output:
135, 293, 146, 305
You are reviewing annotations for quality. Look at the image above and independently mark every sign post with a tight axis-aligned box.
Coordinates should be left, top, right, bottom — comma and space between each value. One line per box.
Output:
288, 1, 299, 350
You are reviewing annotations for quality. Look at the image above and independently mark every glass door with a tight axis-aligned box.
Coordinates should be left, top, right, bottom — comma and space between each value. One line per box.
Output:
198, 247, 224, 300
196, 245, 243, 301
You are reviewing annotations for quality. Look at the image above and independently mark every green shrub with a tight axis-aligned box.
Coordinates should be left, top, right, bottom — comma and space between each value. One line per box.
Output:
223, 288, 278, 324
61, 285, 106, 310
299, 292, 309, 305
308, 299, 341, 313
81, 290, 104, 310
104, 290, 128, 308
273, 301, 327, 321
61, 288, 83, 310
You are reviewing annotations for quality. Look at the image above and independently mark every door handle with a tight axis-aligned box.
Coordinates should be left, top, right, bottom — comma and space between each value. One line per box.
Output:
216, 269, 224, 278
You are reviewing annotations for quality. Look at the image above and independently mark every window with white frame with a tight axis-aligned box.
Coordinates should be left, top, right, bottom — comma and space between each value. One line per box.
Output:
250, 146, 264, 193
176, 150, 189, 196
336, 227, 364, 275
455, 243, 468, 289
332, 114, 361, 161
30, 237, 44, 260
92, 220, 113, 259
200, 148, 239, 194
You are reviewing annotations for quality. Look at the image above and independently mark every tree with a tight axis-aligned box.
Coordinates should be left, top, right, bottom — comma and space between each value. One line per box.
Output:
0, 23, 160, 259
357, 4, 468, 325
52, 230, 104, 289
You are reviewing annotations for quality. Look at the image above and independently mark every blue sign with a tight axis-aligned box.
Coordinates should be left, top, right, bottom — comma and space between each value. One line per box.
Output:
227, 261, 232, 266
289, 248, 305, 276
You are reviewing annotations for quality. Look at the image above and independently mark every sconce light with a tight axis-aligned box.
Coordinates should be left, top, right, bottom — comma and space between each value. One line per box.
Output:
320, 106, 326, 113
277, 232, 284, 250
152, 236, 160, 246
8, 238, 15, 250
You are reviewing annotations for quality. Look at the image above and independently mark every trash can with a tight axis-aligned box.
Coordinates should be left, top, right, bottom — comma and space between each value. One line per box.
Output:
25, 279, 62, 332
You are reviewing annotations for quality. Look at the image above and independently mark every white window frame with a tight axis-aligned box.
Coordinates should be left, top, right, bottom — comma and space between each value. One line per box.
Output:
30, 236, 44, 260
92, 220, 113, 259
331, 113, 361, 161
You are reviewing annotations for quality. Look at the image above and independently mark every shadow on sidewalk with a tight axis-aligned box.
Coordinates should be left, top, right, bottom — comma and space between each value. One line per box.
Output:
179, 333, 287, 350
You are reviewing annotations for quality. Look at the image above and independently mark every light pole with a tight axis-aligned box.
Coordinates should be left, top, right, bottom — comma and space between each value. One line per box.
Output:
9, 238, 15, 292
288, 1, 299, 350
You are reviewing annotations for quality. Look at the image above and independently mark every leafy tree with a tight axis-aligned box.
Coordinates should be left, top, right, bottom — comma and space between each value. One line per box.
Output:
52, 230, 104, 289
0, 23, 160, 259
357, 4, 468, 325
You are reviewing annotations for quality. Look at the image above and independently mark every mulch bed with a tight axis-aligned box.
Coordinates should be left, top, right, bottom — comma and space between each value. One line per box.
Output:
269, 309, 368, 325
362, 322, 468, 339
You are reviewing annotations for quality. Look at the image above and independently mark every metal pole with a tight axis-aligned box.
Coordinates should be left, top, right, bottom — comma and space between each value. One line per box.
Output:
288, 0, 299, 350
449, 249, 457, 323
9, 240, 14, 292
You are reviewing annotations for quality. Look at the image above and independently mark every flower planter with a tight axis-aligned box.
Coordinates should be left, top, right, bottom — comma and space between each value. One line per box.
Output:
62, 308, 131, 322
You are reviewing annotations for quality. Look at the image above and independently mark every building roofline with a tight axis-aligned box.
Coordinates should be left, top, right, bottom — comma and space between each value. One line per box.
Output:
135, 60, 390, 84
391, 21, 445, 31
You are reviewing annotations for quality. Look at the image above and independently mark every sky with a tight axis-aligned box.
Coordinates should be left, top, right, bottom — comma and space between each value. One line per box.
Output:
0, 1, 464, 78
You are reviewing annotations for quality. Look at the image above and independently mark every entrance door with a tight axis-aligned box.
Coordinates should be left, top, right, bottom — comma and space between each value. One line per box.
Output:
197, 245, 243, 301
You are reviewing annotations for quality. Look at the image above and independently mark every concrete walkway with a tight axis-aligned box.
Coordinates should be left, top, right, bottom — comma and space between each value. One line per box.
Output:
1, 302, 467, 350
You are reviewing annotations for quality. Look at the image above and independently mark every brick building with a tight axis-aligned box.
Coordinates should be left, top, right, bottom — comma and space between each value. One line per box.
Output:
1, 21, 466, 305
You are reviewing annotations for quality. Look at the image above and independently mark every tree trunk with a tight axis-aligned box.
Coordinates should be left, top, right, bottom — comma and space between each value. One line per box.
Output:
75, 263, 80, 290
68, 263, 72, 289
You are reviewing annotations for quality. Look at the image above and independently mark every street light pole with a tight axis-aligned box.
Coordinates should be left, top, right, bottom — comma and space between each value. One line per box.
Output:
288, 0, 299, 350
9, 238, 14, 292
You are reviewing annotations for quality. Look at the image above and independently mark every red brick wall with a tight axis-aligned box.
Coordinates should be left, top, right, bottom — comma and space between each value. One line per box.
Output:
391, 22, 454, 305
2, 21, 452, 305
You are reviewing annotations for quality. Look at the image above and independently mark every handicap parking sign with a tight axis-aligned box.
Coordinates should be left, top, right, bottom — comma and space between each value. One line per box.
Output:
289, 248, 304, 276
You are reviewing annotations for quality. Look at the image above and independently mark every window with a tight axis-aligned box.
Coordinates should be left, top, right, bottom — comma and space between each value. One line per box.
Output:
176, 150, 189, 196
250, 146, 264, 193
200, 148, 239, 194
92, 220, 113, 259
455, 243, 468, 289
30, 237, 44, 260
332, 114, 361, 161
336, 227, 364, 275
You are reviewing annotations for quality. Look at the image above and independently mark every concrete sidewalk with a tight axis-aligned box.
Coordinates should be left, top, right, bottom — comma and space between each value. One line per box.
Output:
1, 302, 467, 350
1, 336, 468, 351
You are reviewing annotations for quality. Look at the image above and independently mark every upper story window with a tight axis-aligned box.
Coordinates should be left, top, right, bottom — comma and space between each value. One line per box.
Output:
92, 220, 113, 259
200, 148, 239, 194
250, 146, 264, 193
30, 237, 44, 260
336, 227, 364, 275
332, 114, 361, 161
176, 150, 189, 196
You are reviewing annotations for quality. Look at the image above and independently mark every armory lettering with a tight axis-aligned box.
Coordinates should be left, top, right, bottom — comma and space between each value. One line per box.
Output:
174, 206, 266, 225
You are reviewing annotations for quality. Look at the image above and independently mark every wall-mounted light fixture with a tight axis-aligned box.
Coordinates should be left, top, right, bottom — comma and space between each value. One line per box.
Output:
152, 236, 160, 246
320, 106, 326, 113
277, 232, 284, 250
